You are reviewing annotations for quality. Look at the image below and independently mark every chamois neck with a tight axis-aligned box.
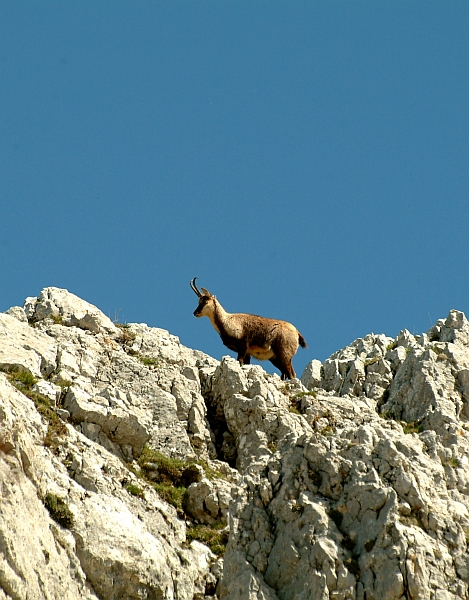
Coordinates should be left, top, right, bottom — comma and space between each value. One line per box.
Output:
209, 298, 230, 334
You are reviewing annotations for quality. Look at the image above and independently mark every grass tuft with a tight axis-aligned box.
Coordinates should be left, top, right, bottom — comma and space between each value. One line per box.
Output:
9, 368, 37, 388
152, 483, 187, 512
134, 445, 231, 553
186, 522, 229, 556
116, 324, 137, 346
1, 367, 67, 451
402, 421, 423, 435
293, 390, 317, 399
125, 483, 145, 499
138, 447, 186, 483
44, 493, 74, 528
139, 356, 159, 367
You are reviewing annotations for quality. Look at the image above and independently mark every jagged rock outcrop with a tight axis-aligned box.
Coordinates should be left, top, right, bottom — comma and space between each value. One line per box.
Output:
1, 287, 469, 599
0, 288, 221, 599
208, 312, 469, 599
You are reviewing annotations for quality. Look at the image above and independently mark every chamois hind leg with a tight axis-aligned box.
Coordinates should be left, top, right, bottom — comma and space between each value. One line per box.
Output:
271, 339, 296, 380
283, 362, 296, 380
269, 356, 295, 380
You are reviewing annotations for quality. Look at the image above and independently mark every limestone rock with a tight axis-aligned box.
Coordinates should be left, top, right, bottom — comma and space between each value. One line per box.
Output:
0, 452, 96, 599
27, 286, 118, 334
0, 312, 57, 378
4, 305, 28, 322
32, 379, 61, 403
0, 368, 221, 600
0, 289, 225, 599
183, 477, 233, 525
300, 358, 322, 389
2, 289, 469, 600
63, 386, 151, 457
217, 311, 469, 599
308, 332, 395, 400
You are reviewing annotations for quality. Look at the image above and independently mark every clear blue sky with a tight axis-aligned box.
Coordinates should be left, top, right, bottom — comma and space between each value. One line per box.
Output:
1, 2, 468, 377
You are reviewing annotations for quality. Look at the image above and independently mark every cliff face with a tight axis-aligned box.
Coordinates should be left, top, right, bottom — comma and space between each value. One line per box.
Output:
1, 288, 469, 600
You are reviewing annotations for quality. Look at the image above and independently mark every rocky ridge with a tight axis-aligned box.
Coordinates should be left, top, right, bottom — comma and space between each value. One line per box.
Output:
1, 287, 469, 599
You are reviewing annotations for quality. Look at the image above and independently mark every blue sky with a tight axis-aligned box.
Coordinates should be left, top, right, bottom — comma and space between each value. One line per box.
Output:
1, 2, 468, 377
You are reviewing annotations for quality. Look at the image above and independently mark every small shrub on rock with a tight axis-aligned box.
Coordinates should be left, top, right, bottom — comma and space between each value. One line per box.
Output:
44, 493, 74, 529
139, 356, 159, 368
179, 464, 203, 487
138, 447, 185, 483
152, 483, 187, 513
1, 368, 67, 452
116, 324, 137, 347
402, 421, 423, 434
125, 483, 145, 499
186, 522, 228, 556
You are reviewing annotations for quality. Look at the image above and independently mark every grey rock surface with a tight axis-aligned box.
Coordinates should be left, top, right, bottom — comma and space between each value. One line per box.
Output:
0, 288, 222, 599
1, 289, 469, 599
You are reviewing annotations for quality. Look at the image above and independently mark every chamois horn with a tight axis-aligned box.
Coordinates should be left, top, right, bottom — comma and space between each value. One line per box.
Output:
190, 277, 202, 297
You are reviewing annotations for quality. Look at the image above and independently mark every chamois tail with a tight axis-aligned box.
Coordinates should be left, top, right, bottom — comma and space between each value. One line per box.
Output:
298, 332, 307, 348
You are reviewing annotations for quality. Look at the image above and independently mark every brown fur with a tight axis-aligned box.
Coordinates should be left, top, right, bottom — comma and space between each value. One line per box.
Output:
191, 281, 307, 380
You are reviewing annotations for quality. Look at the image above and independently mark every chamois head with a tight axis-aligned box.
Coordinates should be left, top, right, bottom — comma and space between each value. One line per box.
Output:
190, 277, 216, 318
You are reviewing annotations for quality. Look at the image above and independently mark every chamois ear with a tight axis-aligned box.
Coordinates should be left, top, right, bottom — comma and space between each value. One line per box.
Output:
201, 287, 211, 297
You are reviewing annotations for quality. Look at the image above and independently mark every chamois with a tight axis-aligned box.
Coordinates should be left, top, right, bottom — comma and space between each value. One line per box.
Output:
190, 278, 307, 380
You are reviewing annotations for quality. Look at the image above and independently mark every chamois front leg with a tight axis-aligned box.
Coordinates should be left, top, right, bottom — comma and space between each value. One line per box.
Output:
236, 341, 250, 366
241, 354, 251, 365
